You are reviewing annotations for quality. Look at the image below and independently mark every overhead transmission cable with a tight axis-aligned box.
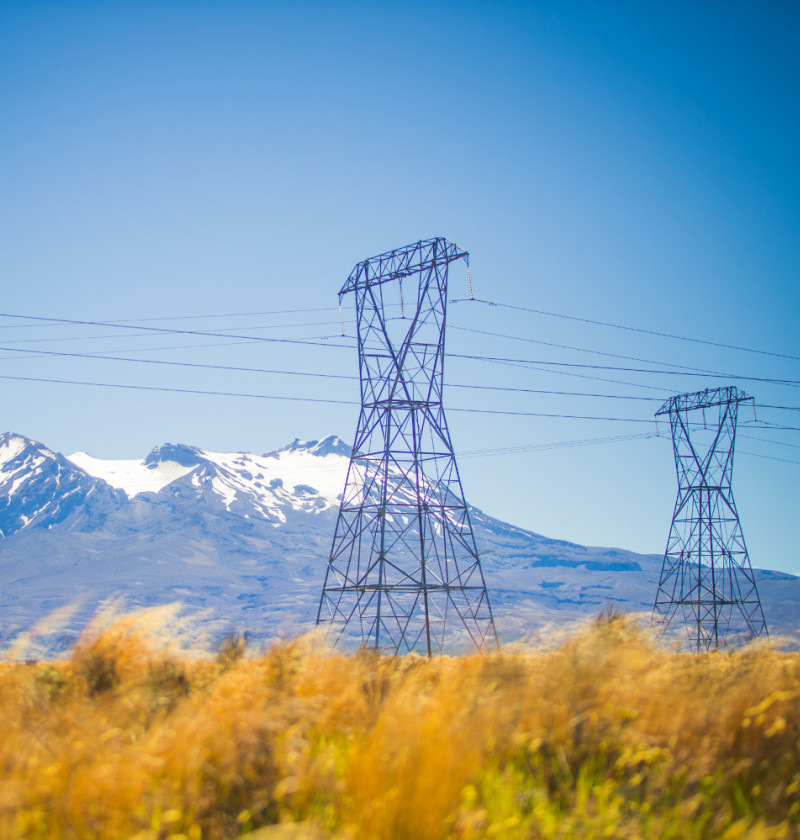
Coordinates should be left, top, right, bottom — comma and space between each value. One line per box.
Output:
0, 345, 667, 401
4, 310, 799, 390
0, 318, 343, 337
0, 312, 352, 350
0, 373, 656, 422
5, 372, 800, 436
0, 305, 342, 328
0, 328, 349, 347
459, 432, 657, 458
4, 344, 799, 416
447, 351, 800, 388
452, 298, 800, 362
449, 324, 762, 381
3, 309, 799, 450
737, 450, 800, 465
0, 346, 358, 382
0, 374, 358, 407
739, 433, 800, 449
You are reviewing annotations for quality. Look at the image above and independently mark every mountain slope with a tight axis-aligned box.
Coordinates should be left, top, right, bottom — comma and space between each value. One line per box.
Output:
0, 434, 126, 537
0, 431, 796, 655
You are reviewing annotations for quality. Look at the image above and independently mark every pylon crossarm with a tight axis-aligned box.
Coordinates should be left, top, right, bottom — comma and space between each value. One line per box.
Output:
340, 238, 469, 296
656, 385, 753, 416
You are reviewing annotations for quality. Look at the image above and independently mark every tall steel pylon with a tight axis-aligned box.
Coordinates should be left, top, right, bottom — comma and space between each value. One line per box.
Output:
316, 237, 498, 655
652, 386, 768, 651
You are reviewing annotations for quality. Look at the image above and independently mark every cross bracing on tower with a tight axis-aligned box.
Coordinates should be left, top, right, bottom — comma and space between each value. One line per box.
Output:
316, 237, 498, 655
652, 385, 768, 652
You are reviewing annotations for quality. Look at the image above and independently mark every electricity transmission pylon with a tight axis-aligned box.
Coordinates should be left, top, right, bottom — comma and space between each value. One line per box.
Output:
316, 237, 498, 655
652, 386, 768, 651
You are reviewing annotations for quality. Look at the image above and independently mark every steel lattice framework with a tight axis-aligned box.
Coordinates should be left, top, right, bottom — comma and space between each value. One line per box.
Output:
316, 237, 498, 655
653, 386, 768, 651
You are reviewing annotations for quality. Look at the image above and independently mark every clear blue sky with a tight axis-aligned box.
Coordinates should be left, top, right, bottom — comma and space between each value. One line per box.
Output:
1, 1, 798, 573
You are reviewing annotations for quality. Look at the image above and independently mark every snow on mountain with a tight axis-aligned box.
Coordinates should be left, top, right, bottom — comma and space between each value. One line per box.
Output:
67, 448, 198, 498
197, 437, 351, 519
67, 436, 352, 522
0, 433, 124, 538
0, 430, 797, 656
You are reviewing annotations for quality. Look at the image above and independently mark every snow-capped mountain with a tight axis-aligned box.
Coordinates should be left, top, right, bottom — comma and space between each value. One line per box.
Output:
0, 434, 125, 536
0, 431, 797, 656
68, 436, 352, 522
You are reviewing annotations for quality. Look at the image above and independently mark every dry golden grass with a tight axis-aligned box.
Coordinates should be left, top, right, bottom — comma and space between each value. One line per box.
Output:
1, 608, 799, 839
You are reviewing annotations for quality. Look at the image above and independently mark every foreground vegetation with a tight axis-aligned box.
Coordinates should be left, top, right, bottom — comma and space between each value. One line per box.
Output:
1, 611, 798, 839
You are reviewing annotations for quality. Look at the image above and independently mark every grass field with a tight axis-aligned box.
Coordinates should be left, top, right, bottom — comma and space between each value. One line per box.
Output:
1, 608, 798, 839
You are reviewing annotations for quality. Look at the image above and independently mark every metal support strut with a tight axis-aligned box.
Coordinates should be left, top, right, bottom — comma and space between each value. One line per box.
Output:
652, 386, 768, 651
316, 237, 498, 655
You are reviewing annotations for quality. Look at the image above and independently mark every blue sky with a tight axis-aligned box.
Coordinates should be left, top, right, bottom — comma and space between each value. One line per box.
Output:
1, 1, 798, 573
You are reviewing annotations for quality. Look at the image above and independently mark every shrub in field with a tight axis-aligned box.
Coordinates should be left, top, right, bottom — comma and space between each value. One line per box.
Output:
0, 608, 798, 839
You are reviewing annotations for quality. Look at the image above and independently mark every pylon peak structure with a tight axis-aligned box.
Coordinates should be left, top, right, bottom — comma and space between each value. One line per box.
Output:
316, 237, 498, 655
653, 386, 768, 651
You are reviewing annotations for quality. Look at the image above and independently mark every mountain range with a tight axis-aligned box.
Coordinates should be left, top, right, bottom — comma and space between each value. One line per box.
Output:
1, 431, 797, 656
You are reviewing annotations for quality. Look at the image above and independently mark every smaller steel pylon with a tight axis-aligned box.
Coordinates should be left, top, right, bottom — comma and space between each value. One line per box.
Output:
653, 386, 768, 651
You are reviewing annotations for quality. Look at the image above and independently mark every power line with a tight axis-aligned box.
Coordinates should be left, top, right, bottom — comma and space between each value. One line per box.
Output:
476, 357, 672, 393
350, 332, 800, 386
459, 432, 657, 458
738, 450, 800, 465
0, 312, 352, 350
449, 383, 662, 401
740, 421, 800, 433
0, 330, 674, 393
93, 306, 341, 324
0, 373, 654, 422
450, 324, 746, 380
20, 344, 796, 413
454, 298, 800, 362
0, 346, 358, 382
2, 310, 798, 436
0, 318, 347, 339
739, 433, 800, 449
449, 407, 652, 422
5, 310, 799, 391
3, 346, 799, 419
0, 374, 359, 406
0, 303, 755, 398
448, 434, 798, 464
0, 305, 341, 328
0, 345, 675, 402
449, 351, 800, 387
0, 331, 190, 346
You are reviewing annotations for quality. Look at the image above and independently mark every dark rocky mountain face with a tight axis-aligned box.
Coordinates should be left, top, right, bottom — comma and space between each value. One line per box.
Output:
0, 434, 126, 537
0, 431, 796, 657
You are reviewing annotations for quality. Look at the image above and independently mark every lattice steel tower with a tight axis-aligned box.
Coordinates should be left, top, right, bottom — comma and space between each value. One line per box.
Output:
316, 237, 498, 655
653, 386, 768, 651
